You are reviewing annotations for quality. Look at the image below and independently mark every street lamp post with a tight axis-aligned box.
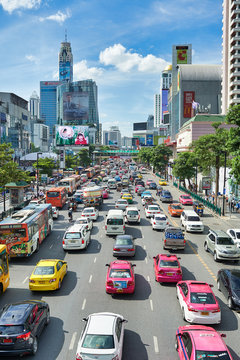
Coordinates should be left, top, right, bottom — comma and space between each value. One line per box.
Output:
36, 152, 42, 198
195, 161, 198, 194
222, 151, 227, 216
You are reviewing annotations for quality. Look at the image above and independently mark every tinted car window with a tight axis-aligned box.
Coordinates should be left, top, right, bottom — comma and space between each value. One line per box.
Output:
82, 334, 114, 349
116, 238, 133, 245
107, 219, 123, 225
0, 325, 24, 335
190, 292, 216, 304
159, 260, 179, 267
109, 269, 131, 278
34, 266, 54, 275
230, 272, 240, 289
127, 210, 138, 215
217, 237, 234, 245
65, 232, 81, 239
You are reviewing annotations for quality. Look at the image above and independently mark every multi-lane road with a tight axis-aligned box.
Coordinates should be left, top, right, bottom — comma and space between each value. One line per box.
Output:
2, 173, 240, 360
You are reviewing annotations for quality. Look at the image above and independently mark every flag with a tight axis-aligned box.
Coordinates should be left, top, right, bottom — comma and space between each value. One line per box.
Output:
192, 101, 200, 109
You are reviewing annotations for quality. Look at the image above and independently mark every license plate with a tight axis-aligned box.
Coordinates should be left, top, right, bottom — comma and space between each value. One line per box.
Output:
39, 281, 45, 284
117, 289, 123, 292
3, 339, 12, 343
201, 312, 209, 316
166, 273, 173, 276
68, 240, 76, 243
112, 227, 118, 230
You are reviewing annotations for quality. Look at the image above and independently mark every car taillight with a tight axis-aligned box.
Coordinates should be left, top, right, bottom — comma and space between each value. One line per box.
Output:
128, 281, 134, 286
82, 239, 85, 244
76, 354, 83, 360
212, 308, 221, 313
188, 306, 198, 312
107, 280, 113, 286
17, 331, 31, 341
112, 355, 119, 360
62, 240, 65, 245
127, 249, 134, 252
29, 279, 35, 283
105, 225, 107, 230
164, 239, 166, 243
184, 240, 186, 244
153, 221, 156, 224
49, 278, 57, 283
176, 270, 182, 274
123, 225, 125, 230
114, 248, 120, 251
158, 270, 164, 274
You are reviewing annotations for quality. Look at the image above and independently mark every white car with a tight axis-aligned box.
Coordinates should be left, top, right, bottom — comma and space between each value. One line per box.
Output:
75, 217, 93, 231
145, 204, 161, 218
141, 195, 153, 206
52, 206, 59, 219
125, 207, 140, 224
151, 214, 168, 230
81, 207, 99, 221
115, 199, 128, 211
76, 312, 127, 360
227, 228, 240, 247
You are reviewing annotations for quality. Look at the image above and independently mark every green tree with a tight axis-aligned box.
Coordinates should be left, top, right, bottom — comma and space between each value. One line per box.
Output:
77, 149, 91, 167
151, 144, 172, 175
191, 122, 229, 203
172, 152, 196, 188
89, 144, 96, 164
226, 104, 240, 183
29, 143, 41, 153
137, 148, 153, 166
32, 157, 56, 177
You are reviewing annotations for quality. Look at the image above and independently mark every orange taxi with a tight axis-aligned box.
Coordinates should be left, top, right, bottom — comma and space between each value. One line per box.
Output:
168, 203, 184, 217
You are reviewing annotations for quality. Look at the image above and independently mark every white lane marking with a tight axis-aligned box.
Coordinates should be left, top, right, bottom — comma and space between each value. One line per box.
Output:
94, 257, 97, 263
57, 235, 60, 239
147, 275, 150, 282
49, 244, 53, 249
153, 336, 159, 353
22, 276, 29, 284
143, 245, 146, 250
81, 298, 86, 310
89, 274, 92, 283
69, 332, 77, 350
150, 299, 153, 311
145, 257, 148, 264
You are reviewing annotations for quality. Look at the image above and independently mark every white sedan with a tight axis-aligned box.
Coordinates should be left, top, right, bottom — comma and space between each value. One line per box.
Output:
81, 207, 99, 221
52, 206, 59, 219
75, 217, 93, 230
227, 228, 240, 247
151, 214, 168, 230
115, 199, 128, 211
145, 204, 161, 218
76, 312, 127, 360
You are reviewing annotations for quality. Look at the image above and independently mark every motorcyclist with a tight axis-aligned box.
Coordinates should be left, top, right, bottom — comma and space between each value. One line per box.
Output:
68, 207, 73, 221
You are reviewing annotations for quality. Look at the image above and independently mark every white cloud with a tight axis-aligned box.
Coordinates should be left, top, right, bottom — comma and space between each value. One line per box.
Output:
0, 0, 41, 13
39, 10, 71, 24
25, 54, 38, 63
74, 60, 104, 80
99, 44, 168, 73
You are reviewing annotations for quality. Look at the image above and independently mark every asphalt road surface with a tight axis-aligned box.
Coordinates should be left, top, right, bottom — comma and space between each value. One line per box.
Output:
2, 173, 240, 360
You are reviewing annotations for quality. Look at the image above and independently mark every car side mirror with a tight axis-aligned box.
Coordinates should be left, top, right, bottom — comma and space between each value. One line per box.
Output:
132, 264, 136, 267
220, 333, 226, 338
82, 318, 87, 322
177, 257, 181, 260
120, 319, 128, 323
153, 256, 156, 259
105, 264, 110, 267
209, 284, 213, 287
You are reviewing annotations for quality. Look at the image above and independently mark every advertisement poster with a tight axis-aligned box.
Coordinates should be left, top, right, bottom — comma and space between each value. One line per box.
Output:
146, 135, 153, 146
56, 126, 89, 146
183, 91, 195, 118
202, 177, 211, 190
59, 61, 71, 81
176, 46, 188, 64
63, 92, 89, 122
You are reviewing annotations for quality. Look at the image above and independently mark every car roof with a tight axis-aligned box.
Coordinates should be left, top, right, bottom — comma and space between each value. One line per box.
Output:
189, 328, 226, 351
210, 229, 229, 236
87, 313, 118, 335
83, 207, 95, 211
126, 207, 138, 211
159, 254, 178, 261
0, 301, 45, 325
36, 259, 61, 266
185, 281, 212, 293
111, 260, 131, 268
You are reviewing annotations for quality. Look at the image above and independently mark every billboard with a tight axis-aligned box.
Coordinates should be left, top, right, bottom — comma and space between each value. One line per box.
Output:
133, 122, 147, 131
202, 177, 211, 190
146, 134, 153, 146
161, 89, 168, 122
56, 126, 89, 146
59, 61, 71, 81
176, 46, 188, 64
63, 92, 89, 122
183, 91, 195, 118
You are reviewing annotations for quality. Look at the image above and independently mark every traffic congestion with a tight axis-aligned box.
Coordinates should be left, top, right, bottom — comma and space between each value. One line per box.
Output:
0, 158, 239, 359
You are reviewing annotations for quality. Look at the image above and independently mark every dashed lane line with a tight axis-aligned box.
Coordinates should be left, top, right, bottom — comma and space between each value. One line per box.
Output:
145, 257, 148, 264
69, 332, 77, 350
147, 275, 150, 282
22, 276, 29, 284
89, 274, 92, 283
81, 298, 86, 310
150, 299, 153, 311
153, 336, 159, 353
94, 257, 97, 263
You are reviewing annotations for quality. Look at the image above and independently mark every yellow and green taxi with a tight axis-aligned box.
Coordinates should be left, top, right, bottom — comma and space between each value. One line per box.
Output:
121, 193, 133, 203
159, 178, 167, 186
137, 173, 143, 179
29, 259, 67, 291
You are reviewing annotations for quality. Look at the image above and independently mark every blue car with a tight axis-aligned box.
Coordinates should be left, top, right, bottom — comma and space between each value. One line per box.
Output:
149, 182, 157, 189
73, 192, 83, 203
160, 190, 173, 203
115, 176, 121, 182
141, 190, 151, 198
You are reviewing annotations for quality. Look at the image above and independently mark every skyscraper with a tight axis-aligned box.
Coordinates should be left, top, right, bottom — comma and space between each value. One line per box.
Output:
160, 65, 172, 126
29, 91, 39, 118
154, 94, 161, 128
222, 0, 240, 113
59, 34, 73, 83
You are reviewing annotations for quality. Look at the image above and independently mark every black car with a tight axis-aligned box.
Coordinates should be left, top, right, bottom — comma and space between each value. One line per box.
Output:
149, 182, 157, 189
135, 179, 145, 187
217, 269, 240, 309
0, 300, 50, 356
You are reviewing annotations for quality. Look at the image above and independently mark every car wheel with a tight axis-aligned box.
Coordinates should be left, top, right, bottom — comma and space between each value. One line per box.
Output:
182, 307, 186, 321
204, 242, 208, 252
175, 337, 179, 351
45, 309, 50, 325
217, 280, 221, 291
58, 279, 61, 290
31, 337, 38, 355
176, 289, 179, 299
35, 240, 40, 253
228, 297, 233, 309
214, 252, 219, 262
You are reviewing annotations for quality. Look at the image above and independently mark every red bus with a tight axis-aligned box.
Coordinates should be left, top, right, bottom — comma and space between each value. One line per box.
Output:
46, 187, 67, 209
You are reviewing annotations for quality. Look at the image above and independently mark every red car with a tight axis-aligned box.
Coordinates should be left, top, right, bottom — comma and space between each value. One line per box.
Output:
102, 190, 109, 199
135, 184, 144, 193
146, 179, 153, 186
153, 254, 182, 283
105, 260, 136, 294
176, 325, 233, 360
179, 194, 193, 205
176, 281, 221, 324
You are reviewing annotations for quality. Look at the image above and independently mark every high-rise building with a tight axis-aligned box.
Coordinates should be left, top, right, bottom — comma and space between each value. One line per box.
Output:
103, 126, 121, 146
29, 91, 39, 118
40, 81, 62, 143
154, 94, 161, 128
59, 35, 73, 83
222, 0, 240, 113
160, 65, 172, 126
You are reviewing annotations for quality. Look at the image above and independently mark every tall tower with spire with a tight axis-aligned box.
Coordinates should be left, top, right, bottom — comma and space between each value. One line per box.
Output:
59, 30, 73, 82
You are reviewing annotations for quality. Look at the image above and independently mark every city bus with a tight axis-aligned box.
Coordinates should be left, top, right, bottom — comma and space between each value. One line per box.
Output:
70, 174, 81, 191
46, 187, 67, 209
0, 245, 9, 293
0, 203, 53, 257
59, 177, 75, 195
85, 167, 95, 179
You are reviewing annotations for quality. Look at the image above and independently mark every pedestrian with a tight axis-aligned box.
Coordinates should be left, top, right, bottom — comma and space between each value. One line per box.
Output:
236, 200, 240, 213
231, 199, 235, 212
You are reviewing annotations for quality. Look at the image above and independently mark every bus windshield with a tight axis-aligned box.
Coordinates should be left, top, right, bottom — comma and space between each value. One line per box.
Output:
47, 191, 60, 198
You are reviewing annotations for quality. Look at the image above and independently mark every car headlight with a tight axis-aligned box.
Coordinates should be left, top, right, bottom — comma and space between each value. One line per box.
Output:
218, 249, 228, 254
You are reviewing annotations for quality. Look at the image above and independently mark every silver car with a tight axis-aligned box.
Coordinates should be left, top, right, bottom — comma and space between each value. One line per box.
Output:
204, 229, 240, 262
113, 235, 135, 257
115, 199, 128, 211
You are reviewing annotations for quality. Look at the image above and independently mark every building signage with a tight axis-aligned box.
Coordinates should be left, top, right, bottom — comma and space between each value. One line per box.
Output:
183, 91, 195, 118
146, 134, 153, 146
202, 177, 211, 190
176, 46, 188, 64
56, 126, 89, 146
63, 92, 89, 122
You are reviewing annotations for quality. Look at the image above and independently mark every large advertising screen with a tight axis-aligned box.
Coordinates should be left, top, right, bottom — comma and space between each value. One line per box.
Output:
146, 135, 153, 146
176, 46, 188, 64
161, 89, 168, 122
59, 61, 71, 81
183, 91, 195, 118
63, 92, 89, 122
56, 126, 89, 146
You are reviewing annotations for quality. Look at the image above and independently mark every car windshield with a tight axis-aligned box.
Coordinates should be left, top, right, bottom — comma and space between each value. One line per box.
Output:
155, 216, 166, 221
116, 238, 133, 245
149, 207, 159, 211
190, 292, 216, 304
47, 191, 59, 198
82, 334, 114, 349
34, 266, 55, 275
183, 196, 191, 199
83, 209, 94, 214
127, 210, 138, 215
109, 269, 131, 278
195, 351, 231, 360
107, 219, 123, 225
118, 200, 127, 204
172, 205, 182, 209
0, 325, 24, 335
163, 192, 171, 196
230, 272, 240, 289
65, 232, 81, 239
217, 237, 234, 245
159, 260, 179, 267
236, 232, 240, 239
188, 216, 200, 222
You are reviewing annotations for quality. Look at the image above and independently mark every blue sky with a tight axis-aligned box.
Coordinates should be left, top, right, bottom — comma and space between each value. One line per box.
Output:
0, 0, 222, 136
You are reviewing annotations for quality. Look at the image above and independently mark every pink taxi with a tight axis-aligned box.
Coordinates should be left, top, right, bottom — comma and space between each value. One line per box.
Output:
153, 254, 182, 283
176, 281, 221, 324
105, 260, 135, 294
135, 184, 144, 193
176, 325, 233, 360
102, 190, 109, 199
179, 194, 193, 205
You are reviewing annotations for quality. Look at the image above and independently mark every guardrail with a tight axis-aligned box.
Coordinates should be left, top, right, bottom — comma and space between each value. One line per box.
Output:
173, 182, 222, 216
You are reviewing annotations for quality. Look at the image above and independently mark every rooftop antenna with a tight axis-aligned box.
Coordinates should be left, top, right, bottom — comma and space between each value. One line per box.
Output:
65, 29, 67, 42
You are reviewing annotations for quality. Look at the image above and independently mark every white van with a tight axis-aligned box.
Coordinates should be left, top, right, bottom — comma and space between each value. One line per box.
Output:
62, 224, 91, 251
180, 210, 204, 233
108, 178, 117, 189
105, 209, 125, 235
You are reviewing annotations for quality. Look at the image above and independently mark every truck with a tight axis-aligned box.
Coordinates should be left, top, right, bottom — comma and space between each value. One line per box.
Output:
83, 186, 103, 208
163, 226, 186, 251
